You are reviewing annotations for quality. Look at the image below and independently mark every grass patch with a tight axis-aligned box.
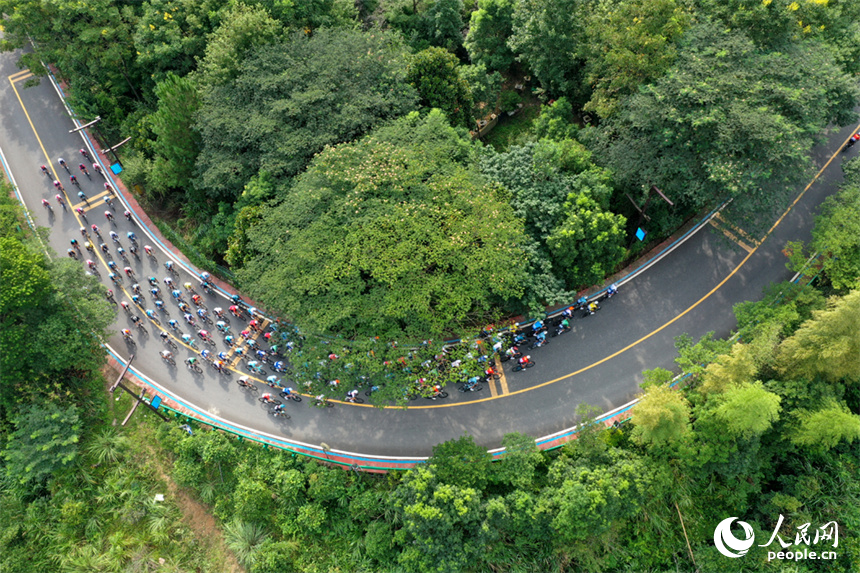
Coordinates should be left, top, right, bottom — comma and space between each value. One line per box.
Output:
484, 104, 541, 152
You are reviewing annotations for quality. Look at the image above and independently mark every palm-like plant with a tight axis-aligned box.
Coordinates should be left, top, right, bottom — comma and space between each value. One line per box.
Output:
86, 428, 130, 465
223, 519, 270, 567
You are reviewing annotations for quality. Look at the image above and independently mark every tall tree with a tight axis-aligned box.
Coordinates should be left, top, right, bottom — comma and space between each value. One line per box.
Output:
776, 290, 860, 384
194, 28, 418, 211
630, 383, 690, 447
420, 0, 465, 52
592, 23, 860, 226
464, 0, 516, 73
808, 160, 860, 291
147, 72, 201, 196
3, 403, 81, 490
406, 47, 474, 129
236, 110, 527, 340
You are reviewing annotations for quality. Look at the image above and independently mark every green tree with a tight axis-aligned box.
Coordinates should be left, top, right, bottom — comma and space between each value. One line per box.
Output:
146, 72, 201, 196
776, 290, 860, 383
392, 466, 486, 573
532, 97, 579, 142
493, 432, 543, 490
791, 400, 860, 452
428, 435, 493, 491
4, 403, 81, 490
236, 111, 527, 340
464, 0, 516, 72
592, 23, 860, 225
406, 47, 474, 128
459, 63, 502, 118
194, 3, 283, 89
713, 381, 782, 438
579, 0, 690, 118
546, 190, 627, 288
194, 28, 417, 210
809, 162, 860, 290
420, 0, 464, 52
134, 0, 225, 79
508, 0, 588, 98
630, 383, 690, 447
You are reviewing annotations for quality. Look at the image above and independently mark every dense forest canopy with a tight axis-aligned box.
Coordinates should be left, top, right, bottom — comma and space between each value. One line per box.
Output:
2, 0, 857, 344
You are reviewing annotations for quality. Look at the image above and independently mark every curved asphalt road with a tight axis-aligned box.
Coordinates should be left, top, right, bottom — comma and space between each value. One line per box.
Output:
2, 47, 858, 460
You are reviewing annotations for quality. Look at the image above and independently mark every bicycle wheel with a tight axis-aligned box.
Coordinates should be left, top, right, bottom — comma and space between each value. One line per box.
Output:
349, 397, 364, 404
512, 364, 523, 372
124, 337, 135, 347
288, 395, 302, 403
525, 361, 536, 368
166, 339, 177, 350
192, 364, 202, 373
270, 410, 290, 419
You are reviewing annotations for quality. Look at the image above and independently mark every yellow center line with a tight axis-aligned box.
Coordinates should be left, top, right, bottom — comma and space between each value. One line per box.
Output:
489, 377, 498, 397
9, 70, 32, 81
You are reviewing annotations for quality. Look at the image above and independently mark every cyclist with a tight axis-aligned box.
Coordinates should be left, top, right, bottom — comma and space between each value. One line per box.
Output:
185, 357, 198, 369
55, 194, 65, 209
104, 182, 114, 194
126, 231, 137, 242
78, 192, 89, 205
40, 164, 49, 175
191, 294, 202, 306
249, 319, 259, 332
177, 301, 190, 314
145, 309, 157, 320
199, 271, 211, 282
200, 348, 212, 361
224, 334, 235, 347
131, 294, 143, 306
217, 351, 228, 362
144, 245, 153, 256
104, 195, 114, 208
168, 319, 179, 331
279, 386, 294, 399
160, 350, 174, 361
79, 148, 90, 160
272, 361, 285, 373
67, 248, 77, 259
117, 247, 127, 260
171, 289, 183, 301
79, 163, 88, 175
213, 360, 225, 373
266, 375, 280, 387
108, 231, 118, 243
164, 260, 174, 273
120, 301, 130, 312
100, 243, 110, 255
128, 244, 138, 257
129, 315, 141, 326
198, 329, 211, 341
159, 330, 169, 342
606, 283, 618, 297
105, 210, 115, 222
131, 283, 141, 295
263, 332, 272, 343
346, 389, 359, 402
272, 403, 285, 415
53, 179, 63, 191
213, 307, 224, 319
181, 333, 194, 345
535, 330, 547, 344
197, 308, 208, 320
58, 157, 67, 169
124, 266, 134, 278
148, 276, 158, 287
238, 375, 251, 387
123, 210, 132, 222
231, 294, 241, 304
561, 306, 574, 320
84, 241, 94, 252
42, 198, 52, 210
559, 317, 570, 331
69, 174, 79, 186
105, 289, 114, 301
93, 163, 103, 175
260, 393, 274, 404
505, 345, 520, 359
150, 287, 161, 299
86, 259, 97, 270
75, 207, 86, 217
229, 305, 241, 318
183, 281, 193, 292
517, 355, 531, 366
240, 329, 251, 339
121, 328, 133, 340
91, 224, 101, 236
247, 360, 262, 373
587, 301, 599, 315
154, 300, 165, 311
184, 313, 195, 326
